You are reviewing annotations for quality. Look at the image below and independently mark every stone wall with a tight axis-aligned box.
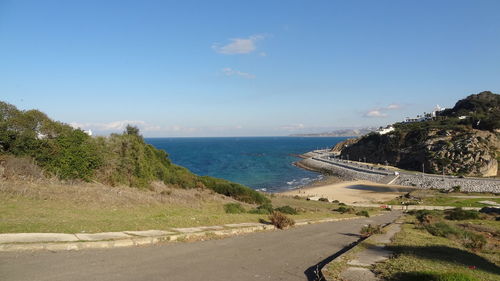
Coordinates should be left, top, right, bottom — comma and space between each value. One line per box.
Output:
298, 158, 500, 193
394, 174, 499, 193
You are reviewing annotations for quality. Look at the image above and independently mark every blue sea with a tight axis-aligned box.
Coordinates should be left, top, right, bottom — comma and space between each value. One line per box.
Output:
146, 137, 346, 192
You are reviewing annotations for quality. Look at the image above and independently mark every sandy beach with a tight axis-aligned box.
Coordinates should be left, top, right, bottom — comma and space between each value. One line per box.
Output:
281, 179, 415, 204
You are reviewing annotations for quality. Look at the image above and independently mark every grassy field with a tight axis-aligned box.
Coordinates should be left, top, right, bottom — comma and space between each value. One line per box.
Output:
0, 180, 378, 233
374, 213, 500, 281
386, 189, 500, 208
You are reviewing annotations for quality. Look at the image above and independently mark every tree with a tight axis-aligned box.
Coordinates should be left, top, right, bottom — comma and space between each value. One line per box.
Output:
125, 125, 141, 136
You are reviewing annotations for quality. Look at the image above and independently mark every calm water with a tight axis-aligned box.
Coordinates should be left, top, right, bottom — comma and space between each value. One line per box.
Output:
145, 137, 347, 192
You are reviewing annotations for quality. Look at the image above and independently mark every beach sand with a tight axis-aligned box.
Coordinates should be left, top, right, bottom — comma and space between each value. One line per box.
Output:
281, 180, 414, 204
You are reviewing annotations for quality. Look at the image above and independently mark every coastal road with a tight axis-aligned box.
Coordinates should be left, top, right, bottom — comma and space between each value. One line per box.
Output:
0, 211, 401, 281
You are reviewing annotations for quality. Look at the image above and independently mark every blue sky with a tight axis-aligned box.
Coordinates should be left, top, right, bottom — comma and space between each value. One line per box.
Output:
1, 0, 499, 137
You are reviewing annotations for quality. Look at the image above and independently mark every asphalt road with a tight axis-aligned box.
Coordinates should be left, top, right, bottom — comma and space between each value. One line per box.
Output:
0, 211, 401, 281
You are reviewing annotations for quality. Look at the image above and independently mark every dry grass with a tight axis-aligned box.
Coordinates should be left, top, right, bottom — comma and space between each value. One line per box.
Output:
0, 180, 233, 208
0, 155, 45, 181
0, 180, 369, 233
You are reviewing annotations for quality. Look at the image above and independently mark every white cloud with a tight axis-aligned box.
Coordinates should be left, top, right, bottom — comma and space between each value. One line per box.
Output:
212, 35, 264, 55
221, 67, 255, 79
70, 120, 162, 133
364, 110, 388, 118
386, 104, 401, 110
363, 103, 402, 118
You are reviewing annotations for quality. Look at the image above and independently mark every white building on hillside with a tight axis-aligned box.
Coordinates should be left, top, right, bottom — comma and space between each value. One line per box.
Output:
376, 125, 395, 135
404, 105, 446, 123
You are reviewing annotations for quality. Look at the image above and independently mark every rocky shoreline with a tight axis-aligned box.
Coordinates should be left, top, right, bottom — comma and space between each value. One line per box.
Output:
295, 156, 500, 193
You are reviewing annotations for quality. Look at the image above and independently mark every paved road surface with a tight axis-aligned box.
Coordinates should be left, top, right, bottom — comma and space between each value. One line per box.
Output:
0, 211, 401, 281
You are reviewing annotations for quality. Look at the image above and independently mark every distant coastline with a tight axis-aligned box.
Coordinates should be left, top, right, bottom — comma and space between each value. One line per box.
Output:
289, 127, 376, 137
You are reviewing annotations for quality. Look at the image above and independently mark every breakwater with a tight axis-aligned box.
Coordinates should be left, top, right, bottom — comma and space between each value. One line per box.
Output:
297, 157, 500, 193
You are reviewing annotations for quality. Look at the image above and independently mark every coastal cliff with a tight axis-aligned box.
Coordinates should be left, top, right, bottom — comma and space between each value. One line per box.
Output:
339, 91, 500, 177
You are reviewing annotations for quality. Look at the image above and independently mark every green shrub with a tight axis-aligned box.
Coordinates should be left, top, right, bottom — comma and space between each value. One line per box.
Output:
360, 224, 383, 237
269, 211, 295, 229
335, 206, 355, 214
248, 208, 270, 214
424, 222, 462, 238
274, 205, 298, 215
223, 203, 246, 214
460, 231, 486, 250
414, 210, 438, 224
391, 271, 477, 281
200, 176, 269, 205
445, 208, 479, 220
318, 197, 329, 202
423, 221, 486, 250
356, 210, 370, 217
451, 185, 461, 192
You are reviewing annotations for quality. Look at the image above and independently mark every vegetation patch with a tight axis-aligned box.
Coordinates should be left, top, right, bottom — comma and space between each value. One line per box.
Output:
223, 203, 246, 214
335, 206, 356, 214
445, 208, 480, 220
388, 271, 477, 281
360, 224, 383, 237
356, 210, 370, 217
374, 214, 500, 281
274, 205, 298, 215
268, 211, 295, 229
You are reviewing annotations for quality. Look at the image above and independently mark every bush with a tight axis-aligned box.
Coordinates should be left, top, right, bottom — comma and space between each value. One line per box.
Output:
460, 231, 486, 250
479, 207, 500, 215
259, 202, 274, 213
445, 208, 479, 220
451, 185, 461, 192
318, 197, 329, 202
335, 206, 355, 214
391, 271, 477, 281
269, 211, 295, 229
356, 210, 370, 217
424, 222, 462, 238
223, 203, 245, 214
360, 224, 383, 237
274, 205, 298, 215
414, 210, 438, 224
424, 221, 486, 250
200, 176, 269, 205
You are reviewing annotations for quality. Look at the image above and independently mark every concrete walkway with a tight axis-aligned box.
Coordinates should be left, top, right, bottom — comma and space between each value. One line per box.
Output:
0, 216, 375, 252
340, 222, 402, 281
350, 203, 485, 211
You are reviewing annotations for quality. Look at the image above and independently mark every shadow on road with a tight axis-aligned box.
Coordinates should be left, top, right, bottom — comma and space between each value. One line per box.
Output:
339, 232, 361, 238
303, 237, 366, 281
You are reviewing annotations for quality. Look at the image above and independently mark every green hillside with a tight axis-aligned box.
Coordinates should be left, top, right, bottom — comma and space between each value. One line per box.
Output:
0, 101, 267, 204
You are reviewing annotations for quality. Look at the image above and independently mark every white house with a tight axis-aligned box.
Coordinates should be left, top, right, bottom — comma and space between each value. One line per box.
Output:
376, 126, 395, 135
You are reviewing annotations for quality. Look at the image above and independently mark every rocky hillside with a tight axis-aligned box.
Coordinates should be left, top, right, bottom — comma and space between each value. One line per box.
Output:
330, 138, 359, 153
339, 92, 500, 177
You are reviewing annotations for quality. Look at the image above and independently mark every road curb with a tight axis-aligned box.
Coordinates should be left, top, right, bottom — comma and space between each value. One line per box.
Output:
0, 215, 375, 252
